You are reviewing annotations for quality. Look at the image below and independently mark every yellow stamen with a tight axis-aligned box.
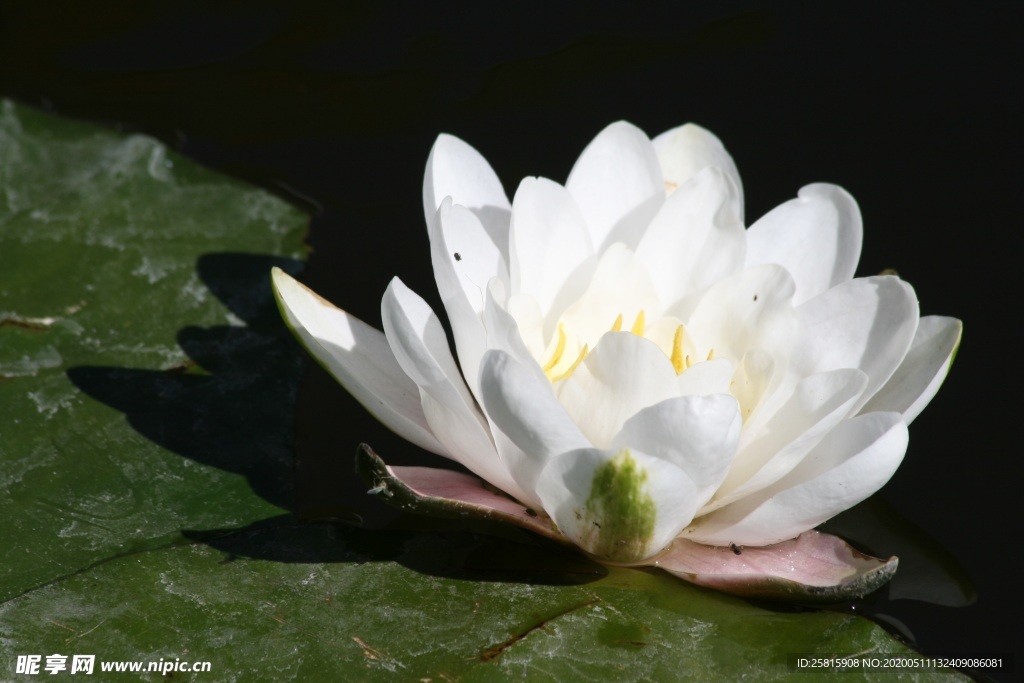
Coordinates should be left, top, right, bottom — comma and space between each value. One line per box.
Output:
542, 323, 567, 376
707, 348, 715, 361
630, 310, 646, 336
551, 344, 588, 382
611, 314, 623, 332
684, 354, 692, 369
671, 325, 686, 374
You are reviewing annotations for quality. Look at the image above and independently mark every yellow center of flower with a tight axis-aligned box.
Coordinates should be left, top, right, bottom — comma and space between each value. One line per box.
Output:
542, 310, 713, 383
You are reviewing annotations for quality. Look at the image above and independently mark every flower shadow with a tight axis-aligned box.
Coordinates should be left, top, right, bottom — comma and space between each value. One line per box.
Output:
66, 251, 306, 512
183, 512, 608, 587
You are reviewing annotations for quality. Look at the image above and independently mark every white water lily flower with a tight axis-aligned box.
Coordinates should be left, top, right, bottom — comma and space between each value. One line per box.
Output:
272, 121, 961, 600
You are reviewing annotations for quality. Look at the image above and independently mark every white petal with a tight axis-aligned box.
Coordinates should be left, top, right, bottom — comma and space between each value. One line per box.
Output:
686, 412, 908, 546
792, 275, 918, 412
634, 167, 745, 308
505, 292, 546, 360
535, 446, 700, 563
429, 200, 505, 397
709, 368, 868, 508
559, 242, 660, 347
423, 133, 510, 221
271, 268, 444, 454
483, 279, 547, 381
381, 278, 476, 412
860, 315, 962, 424
612, 394, 741, 508
652, 123, 743, 220
686, 264, 798, 373
479, 283, 557, 508
729, 349, 775, 422
435, 200, 507, 315
381, 278, 520, 495
479, 350, 590, 495
509, 176, 595, 318
565, 121, 665, 250
423, 135, 511, 275
746, 183, 862, 305
676, 357, 735, 396
557, 332, 680, 448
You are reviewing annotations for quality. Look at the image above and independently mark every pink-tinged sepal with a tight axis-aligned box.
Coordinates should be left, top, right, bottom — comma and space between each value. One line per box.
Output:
355, 444, 566, 544
653, 531, 898, 602
357, 446, 897, 602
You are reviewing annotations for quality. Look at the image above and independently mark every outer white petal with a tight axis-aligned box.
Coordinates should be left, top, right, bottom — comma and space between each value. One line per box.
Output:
271, 268, 444, 455
634, 167, 746, 308
565, 121, 665, 250
479, 350, 590, 496
435, 199, 507, 315
429, 199, 504, 397
423, 133, 510, 218
612, 394, 742, 509
709, 368, 868, 509
557, 332, 681, 449
509, 176, 595, 318
535, 446, 700, 564
860, 315, 962, 424
652, 123, 743, 220
746, 183, 862, 305
686, 412, 909, 546
381, 278, 521, 495
792, 275, 918, 412
423, 134, 511, 275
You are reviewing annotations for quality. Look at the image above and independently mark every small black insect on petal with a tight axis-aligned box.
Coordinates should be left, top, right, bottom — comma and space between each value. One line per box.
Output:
454, 252, 462, 261
730, 543, 743, 555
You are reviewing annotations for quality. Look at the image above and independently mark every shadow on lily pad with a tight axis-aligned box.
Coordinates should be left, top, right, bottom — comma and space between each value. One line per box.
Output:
183, 513, 608, 587
67, 252, 305, 511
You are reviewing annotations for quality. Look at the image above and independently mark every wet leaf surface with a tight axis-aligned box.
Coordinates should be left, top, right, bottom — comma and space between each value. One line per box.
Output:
2, 518, 965, 681
0, 99, 306, 600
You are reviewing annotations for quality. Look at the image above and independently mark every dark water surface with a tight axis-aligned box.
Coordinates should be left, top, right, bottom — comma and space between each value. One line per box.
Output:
2, 3, 1018, 679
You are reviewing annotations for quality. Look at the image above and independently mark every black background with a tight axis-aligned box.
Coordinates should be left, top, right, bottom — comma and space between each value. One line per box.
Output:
2, 1, 1019, 676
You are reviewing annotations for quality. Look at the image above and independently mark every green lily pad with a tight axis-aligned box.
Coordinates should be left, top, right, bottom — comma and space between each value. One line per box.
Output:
0, 100, 965, 681
2, 517, 966, 681
0, 98, 306, 600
